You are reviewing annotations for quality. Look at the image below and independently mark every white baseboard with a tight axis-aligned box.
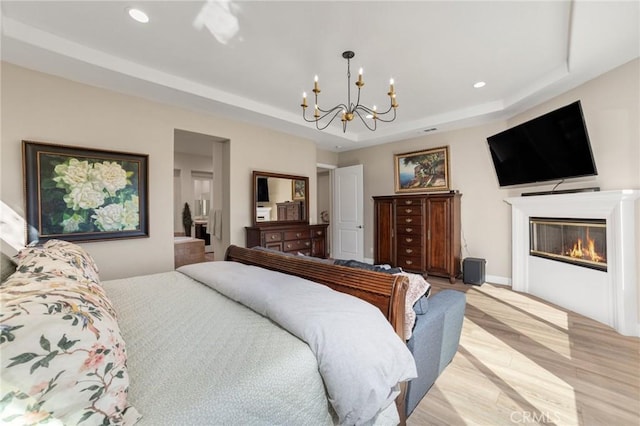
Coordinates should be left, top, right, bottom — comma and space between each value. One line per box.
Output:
365, 260, 512, 288
485, 274, 511, 286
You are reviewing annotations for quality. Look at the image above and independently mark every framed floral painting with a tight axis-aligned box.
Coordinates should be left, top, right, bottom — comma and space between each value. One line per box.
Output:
22, 141, 149, 243
394, 146, 450, 193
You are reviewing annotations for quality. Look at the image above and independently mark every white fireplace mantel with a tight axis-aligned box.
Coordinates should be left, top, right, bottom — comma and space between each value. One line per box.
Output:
506, 189, 640, 336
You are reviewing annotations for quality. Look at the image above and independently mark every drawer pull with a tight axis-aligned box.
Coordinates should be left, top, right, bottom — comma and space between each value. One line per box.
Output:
305, 242, 310, 246
286, 244, 292, 249
296, 232, 302, 237
405, 249, 413, 254
405, 218, 413, 223
404, 200, 413, 205
405, 208, 413, 213
405, 238, 413, 243
405, 227, 413, 233
316, 231, 323, 236
271, 235, 277, 240
405, 260, 413, 265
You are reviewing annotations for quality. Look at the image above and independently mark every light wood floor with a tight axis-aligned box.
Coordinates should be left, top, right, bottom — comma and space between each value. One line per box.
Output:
408, 279, 640, 426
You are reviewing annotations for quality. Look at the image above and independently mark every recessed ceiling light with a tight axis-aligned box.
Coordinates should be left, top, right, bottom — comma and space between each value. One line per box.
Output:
128, 8, 149, 23
473, 81, 486, 89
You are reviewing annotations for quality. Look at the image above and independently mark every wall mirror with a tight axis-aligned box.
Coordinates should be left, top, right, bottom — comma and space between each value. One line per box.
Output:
252, 170, 309, 226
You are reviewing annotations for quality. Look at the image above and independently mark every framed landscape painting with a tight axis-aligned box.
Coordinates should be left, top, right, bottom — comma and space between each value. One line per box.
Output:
22, 141, 149, 244
394, 146, 450, 193
292, 179, 306, 201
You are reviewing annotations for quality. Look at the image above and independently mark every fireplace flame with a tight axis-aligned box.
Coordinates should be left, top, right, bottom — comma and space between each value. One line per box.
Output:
567, 229, 605, 263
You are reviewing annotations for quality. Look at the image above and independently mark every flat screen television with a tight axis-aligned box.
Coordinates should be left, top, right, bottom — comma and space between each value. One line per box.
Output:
487, 101, 597, 187
256, 177, 269, 202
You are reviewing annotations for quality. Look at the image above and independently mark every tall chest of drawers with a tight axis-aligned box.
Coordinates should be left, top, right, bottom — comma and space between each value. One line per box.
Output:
373, 193, 461, 282
245, 223, 329, 258
395, 198, 426, 272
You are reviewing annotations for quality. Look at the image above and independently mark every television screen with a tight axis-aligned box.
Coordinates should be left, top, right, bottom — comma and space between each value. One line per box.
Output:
257, 177, 269, 202
487, 101, 597, 187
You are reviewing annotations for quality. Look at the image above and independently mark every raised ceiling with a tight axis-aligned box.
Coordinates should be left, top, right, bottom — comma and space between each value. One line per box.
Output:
2, 1, 638, 152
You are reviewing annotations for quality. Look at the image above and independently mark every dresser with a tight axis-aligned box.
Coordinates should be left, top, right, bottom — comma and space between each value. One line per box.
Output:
245, 223, 329, 258
276, 201, 304, 221
373, 192, 461, 282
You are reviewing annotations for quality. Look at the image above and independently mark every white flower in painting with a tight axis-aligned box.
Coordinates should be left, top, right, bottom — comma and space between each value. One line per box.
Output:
92, 203, 126, 231
61, 214, 84, 233
63, 182, 105, 211
91, 161, 128, 196
53, 158, 93, 189
125, 195, 138, 211
121, 195, 140, 230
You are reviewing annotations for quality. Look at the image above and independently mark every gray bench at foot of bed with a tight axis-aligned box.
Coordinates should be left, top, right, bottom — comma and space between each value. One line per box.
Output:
405, 289, 466, 417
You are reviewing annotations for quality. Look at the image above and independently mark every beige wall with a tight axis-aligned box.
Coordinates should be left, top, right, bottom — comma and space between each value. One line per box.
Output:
2, 59, 638, 284
338, 59, 640, 283
316, 148, 339, 167
338, 121, 512, 281
1, 63, 318, 280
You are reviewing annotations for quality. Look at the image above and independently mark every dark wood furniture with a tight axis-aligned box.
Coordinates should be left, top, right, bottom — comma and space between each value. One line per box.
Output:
248, 171, 329, 259
373, 192, 461, 283
224, 244, 409, 424
245, 223, 329, 258
194, 222, 210, 245
276, 201, 303, 221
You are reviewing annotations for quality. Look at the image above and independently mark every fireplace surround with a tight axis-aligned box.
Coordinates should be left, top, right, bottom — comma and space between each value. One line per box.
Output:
507, 190, 639, 336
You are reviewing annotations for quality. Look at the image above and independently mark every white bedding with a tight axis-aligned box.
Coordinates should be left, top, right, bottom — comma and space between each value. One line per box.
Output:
178, 261, 417, 425
102, 271, 335, 425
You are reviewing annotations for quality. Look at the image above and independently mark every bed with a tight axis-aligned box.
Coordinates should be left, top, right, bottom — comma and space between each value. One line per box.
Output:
1, 240, 418, 426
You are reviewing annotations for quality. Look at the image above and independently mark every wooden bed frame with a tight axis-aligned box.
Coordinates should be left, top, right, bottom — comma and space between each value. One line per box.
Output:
224, 245, 410, 424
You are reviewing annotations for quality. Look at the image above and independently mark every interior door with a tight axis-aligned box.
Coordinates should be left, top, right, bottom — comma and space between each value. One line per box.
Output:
332, 164, 364, 260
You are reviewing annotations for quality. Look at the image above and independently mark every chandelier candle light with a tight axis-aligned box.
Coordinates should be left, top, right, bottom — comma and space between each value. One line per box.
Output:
301, 51, 398, 132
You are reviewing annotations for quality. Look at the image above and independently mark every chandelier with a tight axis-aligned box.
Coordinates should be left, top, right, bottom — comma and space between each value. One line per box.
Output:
301, 50, 398, 132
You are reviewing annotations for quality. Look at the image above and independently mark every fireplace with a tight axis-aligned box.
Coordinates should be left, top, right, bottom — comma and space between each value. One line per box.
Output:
506, 190, 640, 336
529, 217, 607, 271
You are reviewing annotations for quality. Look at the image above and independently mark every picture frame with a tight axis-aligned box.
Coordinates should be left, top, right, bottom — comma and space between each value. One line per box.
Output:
22, 140, 149, 244
292, 179, 306, 201
394, 146, 450, 193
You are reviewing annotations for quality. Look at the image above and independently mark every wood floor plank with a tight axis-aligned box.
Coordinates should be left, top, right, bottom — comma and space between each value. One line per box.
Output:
407, 280, 640, 426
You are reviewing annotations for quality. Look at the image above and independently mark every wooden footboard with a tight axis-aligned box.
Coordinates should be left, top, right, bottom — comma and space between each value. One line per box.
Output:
224, 245, 410, 424
225, 245, 409, 339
